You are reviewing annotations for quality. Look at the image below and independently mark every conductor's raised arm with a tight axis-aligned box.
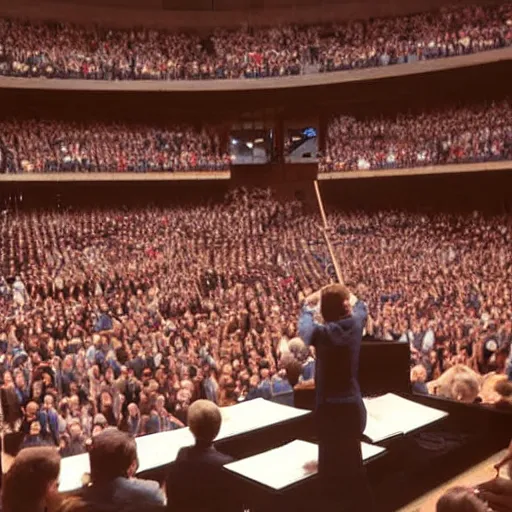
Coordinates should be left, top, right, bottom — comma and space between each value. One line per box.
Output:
351, 295, 368, 332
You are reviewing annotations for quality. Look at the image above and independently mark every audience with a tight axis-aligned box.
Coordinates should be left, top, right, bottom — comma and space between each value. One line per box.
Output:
321, 100, 512, 172
0, 188, 511, 458
410, 364, 429, 395
2, 99, 512, 175
0, 121, 229, 174
1, 446, 61, 512
166, 399, 242, 512
0, 3, 510, 81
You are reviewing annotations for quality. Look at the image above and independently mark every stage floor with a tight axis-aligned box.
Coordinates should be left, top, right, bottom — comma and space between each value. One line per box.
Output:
397, 449, 508, 512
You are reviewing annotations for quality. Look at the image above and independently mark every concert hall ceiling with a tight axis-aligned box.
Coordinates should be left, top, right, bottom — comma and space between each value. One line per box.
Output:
0, 0, 500, 29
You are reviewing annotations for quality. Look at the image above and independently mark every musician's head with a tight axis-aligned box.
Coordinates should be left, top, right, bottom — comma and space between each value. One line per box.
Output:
188, 399, 222, 446
321, 284, 351, 323
88, 428, 138, 484
2, 447, 61, 512
436, 487, 488, 512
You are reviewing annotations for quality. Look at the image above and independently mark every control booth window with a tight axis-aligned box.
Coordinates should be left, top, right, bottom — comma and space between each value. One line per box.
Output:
285, 126, 319, 162
229, 124, 273, 165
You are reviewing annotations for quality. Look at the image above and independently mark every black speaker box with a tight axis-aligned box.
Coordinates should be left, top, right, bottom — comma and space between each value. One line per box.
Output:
294, 340, 411, 410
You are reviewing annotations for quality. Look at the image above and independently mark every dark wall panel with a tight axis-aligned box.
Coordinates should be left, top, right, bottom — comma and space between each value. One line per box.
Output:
36, 0, 164, 9
0, 0, 501, 29
163, 0, 212, 10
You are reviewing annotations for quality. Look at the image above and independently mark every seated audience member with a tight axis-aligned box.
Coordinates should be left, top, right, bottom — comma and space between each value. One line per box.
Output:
166, 399, 243, 512
92, 414, 109, 435
60, 419, 87, 457
244, 374, 271, 401
1, 446, 61, 512
81, 428, 166, 510
283, 354, 303, 388
20, 420, 52, 448
411, 365, 429, 395
0, 374, 24, 456
269, 352, 303, 406
21, 401, 47, 437
41, 394, 61, 446
288, 338, 315, 383
436, 487, 488, 512
286, 339, 315, 390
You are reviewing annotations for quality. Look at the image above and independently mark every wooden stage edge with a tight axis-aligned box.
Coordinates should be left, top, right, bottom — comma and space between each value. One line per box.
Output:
0, 161, 510, 182
398, 449, 509, 512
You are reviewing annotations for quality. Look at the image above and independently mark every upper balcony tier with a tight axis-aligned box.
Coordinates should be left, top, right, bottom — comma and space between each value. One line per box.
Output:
0, 2, 510, 92
0, 48, 510, 93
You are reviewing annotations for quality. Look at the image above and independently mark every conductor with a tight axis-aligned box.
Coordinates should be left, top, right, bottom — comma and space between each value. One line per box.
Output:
298, 283, 374, 512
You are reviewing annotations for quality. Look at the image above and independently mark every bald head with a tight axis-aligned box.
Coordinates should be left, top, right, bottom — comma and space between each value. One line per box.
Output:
26, 401, 39, 420
187, 399, 222, 445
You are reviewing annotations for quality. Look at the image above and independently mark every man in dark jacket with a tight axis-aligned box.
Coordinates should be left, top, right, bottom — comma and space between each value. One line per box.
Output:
298, 283, 374, 512
166, 400, 243, 512
81, 428, 165, 510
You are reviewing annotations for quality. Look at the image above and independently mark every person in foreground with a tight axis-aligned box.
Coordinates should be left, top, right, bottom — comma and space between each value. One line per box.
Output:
1, 446, 61, 512
436, 487, 491, 512
298, 283, 375, 512
80, 427, 166, 510
165, 399, 243, 512
476, 479, 512, 512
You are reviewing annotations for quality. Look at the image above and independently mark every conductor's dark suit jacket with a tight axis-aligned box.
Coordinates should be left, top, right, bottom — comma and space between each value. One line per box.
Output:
298, 299, 368, 430
166, 444, 243, 512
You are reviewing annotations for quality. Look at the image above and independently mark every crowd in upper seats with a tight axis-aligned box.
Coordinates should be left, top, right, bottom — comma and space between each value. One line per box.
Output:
0, 3, 511, 81
320, 99, 512, 172
0, 121, 229, 173
0, 189, 511, 466
1, 99, 512, 174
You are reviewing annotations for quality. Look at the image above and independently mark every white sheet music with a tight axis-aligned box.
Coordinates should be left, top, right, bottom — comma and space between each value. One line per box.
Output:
224, 440, 386, 490
58, 399, 311, 493
216, 398, 310, 441
59, 453, 90, 494
363, 393, 448, 443
136, 427, 196, 473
